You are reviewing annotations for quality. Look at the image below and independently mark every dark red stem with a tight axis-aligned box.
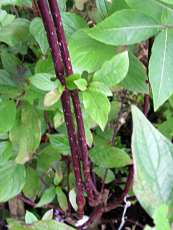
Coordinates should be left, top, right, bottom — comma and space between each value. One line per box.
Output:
37, 0, 85, 216
47, 0, 95, 204
80, 166, 134, 228
143, 38, 153, 116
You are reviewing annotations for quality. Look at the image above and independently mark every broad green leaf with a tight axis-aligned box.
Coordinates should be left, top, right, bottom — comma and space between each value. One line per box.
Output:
94, 0, 112, 21
54, 168, 63, 186
23, 168, 40, 199
8, 219, 75, 230
62, 12, 87, 40
30, 18, 49, 55
160, 0, 173, 5
69, 30, 115, 73
157, 117, 173, 139
0, 100, 16, 133
25, 211, 38, 224
82, 90, 111, 130
132, 105, 173, 216
0, 18, 30, 48
94, 167, 115, 184
149, 29, 173, 110
69, 189, 77, 211
44, 86, 64, 107
0, 0, 32, 7
87, 9, 162, 46
53, 111, 64, 128
74, 78, 87, 91
37, 145, 61, 171
93, 51, 129, 87
1, 50, 20, 75
0, 161, 26, 202
89, 81, 112, 96
42, 209, 53, 221
0, 69, 16, 87
36, 187, 56, 208
0, 9, 15, 27
48, 134, 70, 155
121, 52, 149, 94
125, 0, 173, 22
66, 73, 81, 90
10, 103, 41, 164
30, 73, 60, 92
35, 56, 55, 74
0, 141, 12, 162
90, 137, 131, 168
56, 187, 68, 211
153, 205, 170, 230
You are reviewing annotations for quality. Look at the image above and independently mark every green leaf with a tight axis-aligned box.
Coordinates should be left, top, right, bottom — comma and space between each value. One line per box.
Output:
37, 145, 61, 171
62, 12, 87, 40
69, 189, 77, 211
0, 0, 32, 7
93, 51, 129, 87
56, 187, 68, 211
74, 79, 87, 91
0, 161, 26, 202
94, 167, 115, 184
0, 141, 12, 162
25, 211, 38, 224
8, 219, 75, 230
66, 73, 81, 90
121, 52, 149, 94
87, 9, 162, 46
0, 100, 16, 133
36, 187, 56, 208
131, 105, 173, 216
30, 17, 49, 55
153, 205, 170, 230
10, 103, 41, 164
69, 30, 115, 73
48, 134, 70, 155
0, 9, 15, 26
88, 81, 112, 96
35, 56, 55, 74
82, 90, 111, 130
160, 0, 173, 5
125, 0, 173, 22
42, 209, 53, 221
23, 167, 40, 199
30, 73, 60, 92
157, 117, 173, 139
1, 50, 20, 75
149, 29, 173, 110
44, 86, 64, 107
0, 18, 30, 49
53, 111, 64, 128
90, 137, 131, 168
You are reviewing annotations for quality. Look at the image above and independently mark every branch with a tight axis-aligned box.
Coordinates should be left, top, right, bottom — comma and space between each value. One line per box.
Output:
47, 0, 95, 204
37, 0, 85, 216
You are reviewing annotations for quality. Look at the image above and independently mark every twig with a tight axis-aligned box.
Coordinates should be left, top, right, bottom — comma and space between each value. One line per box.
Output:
37, 0, 85, 216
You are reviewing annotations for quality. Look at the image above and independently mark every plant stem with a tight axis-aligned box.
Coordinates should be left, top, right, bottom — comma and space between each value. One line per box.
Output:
80, 166, 134, 228
37, 0, 85, 216
143, 38, 153, 116
48, 0, 95, 204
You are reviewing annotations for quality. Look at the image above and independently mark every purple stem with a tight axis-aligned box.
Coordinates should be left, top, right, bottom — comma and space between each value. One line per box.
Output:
143, 38, 153, 116
37, 0, 85, 216
47, 0, 95, 204
80, 166, 134, 228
